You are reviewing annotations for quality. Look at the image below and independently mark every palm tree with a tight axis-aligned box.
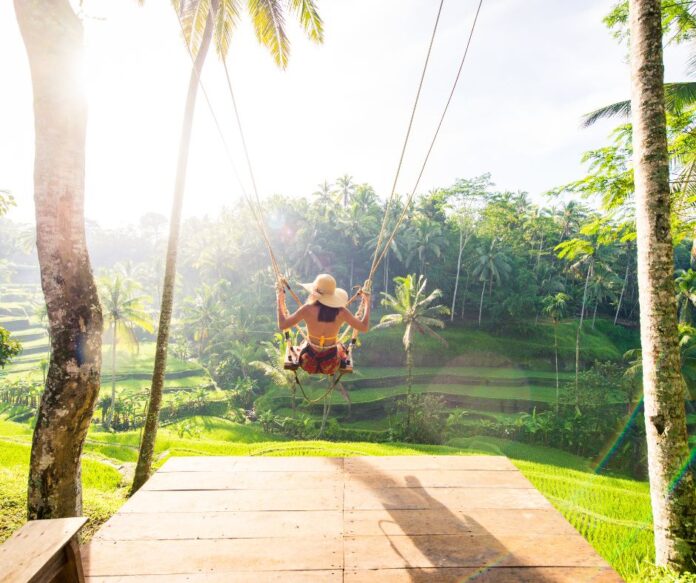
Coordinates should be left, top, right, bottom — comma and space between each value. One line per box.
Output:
375, 275, 449, 409
312, 180, 334, 219
15, 0, 104, 520
183, 283, 225, 356
555, 201, 587, 242
587, 268, 619, 329
629, 0, 696, 568
614, 243, 633, 325
337, 202, 378, 289
675, 269, 696, 324
472, 240, 511, 326
334, 174, 355, 208
99, 274, 154, 429
447, 209, 475, 321
133, 0, 324, 493
405, 216, 445, 277
542, 292, 569, 412
556, 237, 597, 401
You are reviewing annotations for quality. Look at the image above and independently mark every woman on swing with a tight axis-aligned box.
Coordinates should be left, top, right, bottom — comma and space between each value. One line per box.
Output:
277, 273, 371, 375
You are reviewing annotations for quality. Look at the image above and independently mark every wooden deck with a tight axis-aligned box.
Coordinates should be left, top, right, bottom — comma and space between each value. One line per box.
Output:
83, 456, 623, 582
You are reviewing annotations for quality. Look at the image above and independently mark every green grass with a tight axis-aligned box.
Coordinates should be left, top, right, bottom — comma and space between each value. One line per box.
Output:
352, 365, 574, 381
360, 320, 638, 368
263, 381, 626, 406
0, 438, 126, 542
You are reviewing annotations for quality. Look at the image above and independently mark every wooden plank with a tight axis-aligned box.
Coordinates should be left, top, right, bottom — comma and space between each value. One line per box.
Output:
120, 488, 343, 513
232, 457, 344, 472
344, 486, 552, 511
83, 538, 343, 575
94, 511, 344, 541
344, 509, 579, 537
344, 534, 611, 570
345, 567, 624, 582
86, 571, 342, 582
345, 469, 533, 489
435, 456, 517, 470
345, 456, 515, 472
158, 457, 239, 472
0, 517, 87, 583
143, 470, 343, 491
159, 456, 343, 473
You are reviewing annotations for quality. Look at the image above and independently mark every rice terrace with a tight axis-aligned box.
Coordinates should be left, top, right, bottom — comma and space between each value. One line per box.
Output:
0, 0, 695, 581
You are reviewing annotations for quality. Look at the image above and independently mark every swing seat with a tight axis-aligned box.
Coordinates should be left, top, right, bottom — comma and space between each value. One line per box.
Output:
284, 341, 353, 374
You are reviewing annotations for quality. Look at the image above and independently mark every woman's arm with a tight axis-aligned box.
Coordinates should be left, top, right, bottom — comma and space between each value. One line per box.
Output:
340, 292, 371, 333
277, 287, 308, 330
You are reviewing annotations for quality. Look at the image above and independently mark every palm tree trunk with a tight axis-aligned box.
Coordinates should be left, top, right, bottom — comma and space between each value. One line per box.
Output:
132, 9, 215, 494
461, 270, 470, 319
406, 347, 413, 430
575, 262, 592, 405
591, 300, 598, 329
320, 398, 331, 437
107, 324, 117, 429
629, 0, 696, 568
350, 256, 354, 291
536, 233, 544, 270
553, 323, 559, 415
451, 229, 464, 321
614, 260, 630, 325
478, 280, 486, 327
15, 0, 103, 519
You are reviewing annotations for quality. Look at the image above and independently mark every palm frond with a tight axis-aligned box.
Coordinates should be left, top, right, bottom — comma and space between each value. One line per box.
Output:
288, 0, 323, 42
420, 323, 448, 346
581, 100, 631, 128
582, 82, 696, 128
418, 316, 447, 330
214, 0, 241, 57
247, 0, 290, 68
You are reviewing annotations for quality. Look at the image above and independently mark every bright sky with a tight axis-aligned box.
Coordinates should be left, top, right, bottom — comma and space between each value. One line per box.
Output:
0, 0, 691, 227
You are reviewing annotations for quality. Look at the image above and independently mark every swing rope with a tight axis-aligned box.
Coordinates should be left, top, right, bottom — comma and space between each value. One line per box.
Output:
368, 0, 445, 288
369, 0, 485, 283
173, 0, 485, 400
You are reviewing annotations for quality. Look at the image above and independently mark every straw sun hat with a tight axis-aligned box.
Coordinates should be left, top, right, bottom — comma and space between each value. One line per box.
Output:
300, 274, 349, 309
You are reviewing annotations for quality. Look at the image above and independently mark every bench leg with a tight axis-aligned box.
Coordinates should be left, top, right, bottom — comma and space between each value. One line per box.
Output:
53, 537, 84, 583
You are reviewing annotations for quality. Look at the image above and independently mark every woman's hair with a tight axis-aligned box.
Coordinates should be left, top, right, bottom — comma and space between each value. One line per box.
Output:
315, 302, 340, 322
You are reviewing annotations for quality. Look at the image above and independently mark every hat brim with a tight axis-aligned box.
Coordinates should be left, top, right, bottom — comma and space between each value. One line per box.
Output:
301, 283, 349, 308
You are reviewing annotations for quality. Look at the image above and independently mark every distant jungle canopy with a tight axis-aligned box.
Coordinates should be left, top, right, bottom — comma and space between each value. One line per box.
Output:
2, 172, 693, 341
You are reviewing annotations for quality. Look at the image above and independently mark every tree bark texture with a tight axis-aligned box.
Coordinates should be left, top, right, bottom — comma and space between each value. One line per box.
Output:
629, 0, 696, 568
131, 10, 215, 493
15, 0, 103, 519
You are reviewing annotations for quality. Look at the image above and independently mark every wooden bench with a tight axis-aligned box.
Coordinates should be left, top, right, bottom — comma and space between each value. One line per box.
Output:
0, 517, 86, 583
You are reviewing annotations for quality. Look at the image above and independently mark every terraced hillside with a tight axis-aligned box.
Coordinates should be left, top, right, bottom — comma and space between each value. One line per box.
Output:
258, 329, 633, 428
0, 283, 214, 412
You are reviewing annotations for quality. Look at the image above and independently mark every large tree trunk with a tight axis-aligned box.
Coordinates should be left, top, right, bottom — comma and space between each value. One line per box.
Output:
131, 10, 215, 493
629, 0, 696, 568
15, 0, 103, 519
